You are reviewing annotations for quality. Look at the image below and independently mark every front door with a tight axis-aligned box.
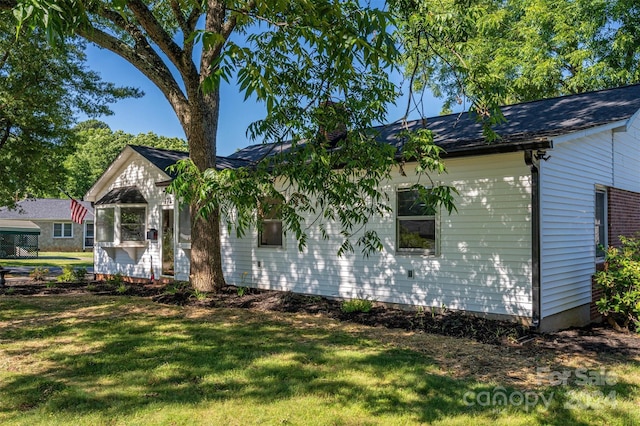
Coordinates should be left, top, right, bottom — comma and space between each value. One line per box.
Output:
162, 209, 174, 276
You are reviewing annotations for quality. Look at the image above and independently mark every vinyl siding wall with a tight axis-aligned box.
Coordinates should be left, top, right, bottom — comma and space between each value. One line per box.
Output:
540, 116, 640, 318
221, 152, 533, 318
613, 115, 640, 191
93, 156, 170, 280
94, 151, 534, 319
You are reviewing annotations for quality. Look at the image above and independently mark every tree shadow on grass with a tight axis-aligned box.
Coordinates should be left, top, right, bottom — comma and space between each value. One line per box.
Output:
1, 298, 639, 424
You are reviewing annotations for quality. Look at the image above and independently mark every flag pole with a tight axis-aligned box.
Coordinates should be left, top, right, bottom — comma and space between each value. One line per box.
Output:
58, 187, 94, 219
57, 187, 76, 200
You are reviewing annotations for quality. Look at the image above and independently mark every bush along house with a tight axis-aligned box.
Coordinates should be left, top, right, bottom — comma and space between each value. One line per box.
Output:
84, 84, 640, 332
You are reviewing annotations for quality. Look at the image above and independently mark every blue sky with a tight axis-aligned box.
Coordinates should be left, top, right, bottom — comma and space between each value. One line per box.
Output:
83, 44, 448, 157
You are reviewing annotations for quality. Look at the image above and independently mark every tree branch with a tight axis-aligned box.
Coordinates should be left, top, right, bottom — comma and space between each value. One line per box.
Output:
0, 118, 11, 150
77, 23, 190, 126
126, 0, 192, 73
169, 0, 189, 33
0, 48, 10, 71
208, 0, 256, 61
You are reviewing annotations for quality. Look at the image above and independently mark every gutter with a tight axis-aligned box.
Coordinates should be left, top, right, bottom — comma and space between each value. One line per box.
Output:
524, 150, 541, 329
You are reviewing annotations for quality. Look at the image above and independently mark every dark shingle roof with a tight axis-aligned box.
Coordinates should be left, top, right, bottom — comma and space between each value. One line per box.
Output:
231, 83, 640, 161
128, 146, 189, 178
129, 145, 252, 177
95, 186, 147, 205
132, 84, 640, 169
0, 199, 93, 221
377, 83, 640, 157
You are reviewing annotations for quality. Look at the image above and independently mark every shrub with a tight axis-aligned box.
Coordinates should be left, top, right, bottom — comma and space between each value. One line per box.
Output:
115, 283, 129, 294
341, 298, 373, 313
74, 267, 88, 283
106, 273, 124, 287
192, 289, 208, 301
57, 266, 88, 283
57, 265, 75, 282
594, 235, 640, 332
30, 267, 50, 281
164, 281, 189, 295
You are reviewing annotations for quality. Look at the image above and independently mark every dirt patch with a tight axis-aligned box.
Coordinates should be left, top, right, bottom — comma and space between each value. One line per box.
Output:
3, 281, 640, 363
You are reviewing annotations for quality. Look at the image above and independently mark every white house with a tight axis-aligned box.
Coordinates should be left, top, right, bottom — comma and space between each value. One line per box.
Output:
85, 85, 640, 332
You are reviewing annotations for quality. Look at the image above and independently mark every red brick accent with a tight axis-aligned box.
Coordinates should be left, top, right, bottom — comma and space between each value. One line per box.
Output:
608, 187, 640, 248
591, 187, 640, 321
95, 273, 174, 285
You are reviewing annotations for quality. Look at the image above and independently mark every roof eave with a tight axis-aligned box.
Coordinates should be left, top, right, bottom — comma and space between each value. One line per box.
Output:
441, 138, 553, 158
549, 120, 628, 145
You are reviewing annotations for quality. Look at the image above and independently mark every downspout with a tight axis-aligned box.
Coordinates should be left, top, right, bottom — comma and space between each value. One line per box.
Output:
525, 151, 541, 329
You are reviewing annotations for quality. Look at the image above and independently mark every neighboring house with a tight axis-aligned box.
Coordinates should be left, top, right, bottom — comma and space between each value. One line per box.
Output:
85, 84, 640, 332
0, 199, 94, 252
0, 219, 40, 259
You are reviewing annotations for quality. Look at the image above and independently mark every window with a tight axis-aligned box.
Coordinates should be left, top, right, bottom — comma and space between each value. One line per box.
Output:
258, 199, 283, 247
53, 223, 73, 238
84, 221, 94, 248
96, 208, 114, 242
121, 207, 146, 242
397, 187, 437, 254
595, 188, 607, 259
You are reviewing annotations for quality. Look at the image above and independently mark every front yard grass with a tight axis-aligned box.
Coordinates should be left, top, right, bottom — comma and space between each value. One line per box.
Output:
0, 251, 93, 268
0, 295, 638, 425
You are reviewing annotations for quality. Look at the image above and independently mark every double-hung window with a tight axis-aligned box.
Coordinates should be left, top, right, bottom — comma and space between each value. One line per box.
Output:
96, 208, 115, 242
258, 198, 283, 248
94, 186, 148, 245
397, 187, 437, 255
53, 223, 73, 238
121, 207, 146, 242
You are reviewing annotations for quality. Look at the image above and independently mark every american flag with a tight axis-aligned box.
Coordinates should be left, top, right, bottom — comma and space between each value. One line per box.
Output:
70, 199, 88, 224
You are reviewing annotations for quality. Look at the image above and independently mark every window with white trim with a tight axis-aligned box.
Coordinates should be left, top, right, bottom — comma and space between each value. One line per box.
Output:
595, 188, 607, 259
121, 207, 146, 242
95, 205, 146, 243
258, 199, 283, 248
96, 208, 114, 243
397, 187, 437, 255
53, 223, 73, 238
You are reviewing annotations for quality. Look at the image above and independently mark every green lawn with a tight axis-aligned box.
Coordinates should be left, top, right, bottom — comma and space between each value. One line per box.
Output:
0, 251, 93, 268
0, 295, 638, 425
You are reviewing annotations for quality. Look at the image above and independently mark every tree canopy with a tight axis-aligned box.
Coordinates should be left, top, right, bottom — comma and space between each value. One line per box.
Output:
0, 9, 140, 207
2, 0, 457, 292
394, 0, 640, 120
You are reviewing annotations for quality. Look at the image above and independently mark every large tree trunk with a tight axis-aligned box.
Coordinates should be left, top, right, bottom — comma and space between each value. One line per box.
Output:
186, 90, 226, 292
185, 0, 226, 292
189, 202, 225, 292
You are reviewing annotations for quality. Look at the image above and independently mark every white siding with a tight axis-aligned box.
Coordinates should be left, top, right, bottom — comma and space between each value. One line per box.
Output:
93, 155, 169, 280
540, 131, 614, 318
614, 115, 640, 191
225, 152, 533, 318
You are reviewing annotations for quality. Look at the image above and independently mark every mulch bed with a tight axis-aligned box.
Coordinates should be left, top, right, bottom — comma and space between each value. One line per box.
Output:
2, 280, 640, 357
